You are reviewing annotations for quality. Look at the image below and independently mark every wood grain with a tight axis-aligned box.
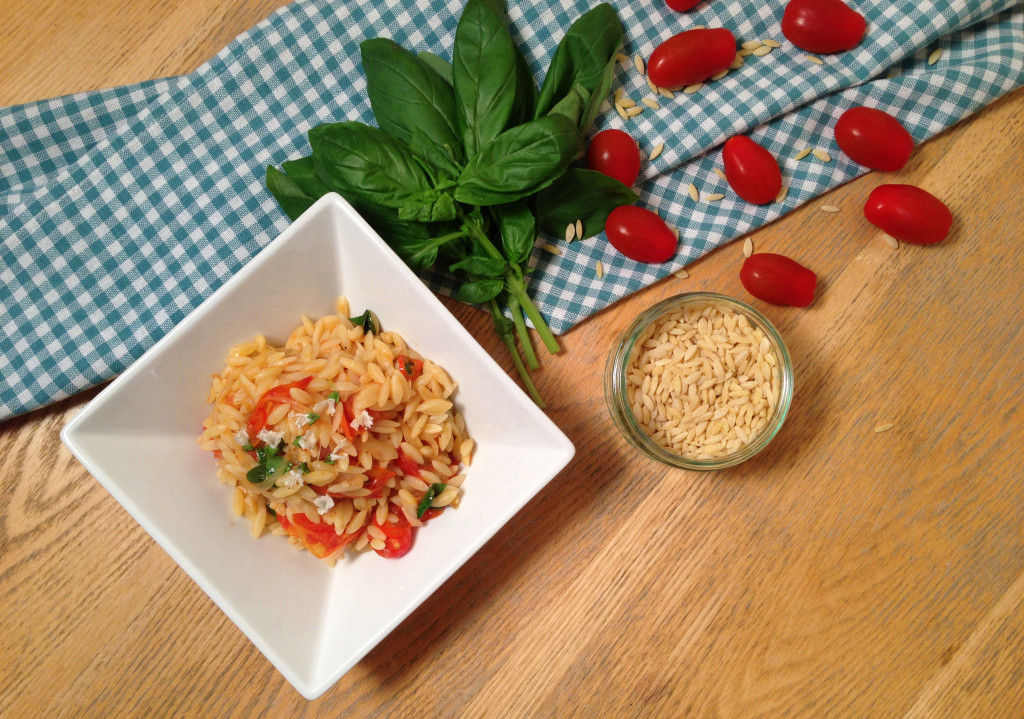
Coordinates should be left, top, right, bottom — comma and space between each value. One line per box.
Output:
2, 2, 1023, 716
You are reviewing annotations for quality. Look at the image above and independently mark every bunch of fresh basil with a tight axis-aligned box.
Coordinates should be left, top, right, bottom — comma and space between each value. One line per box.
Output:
266, 0, 637, 407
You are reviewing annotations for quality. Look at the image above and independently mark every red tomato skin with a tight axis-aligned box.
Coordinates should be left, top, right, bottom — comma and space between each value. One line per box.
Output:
863, 184, 952, 245
781, 0, 866, 54
647, 28, 737, 90
722, 136, 782, 205
605, 206, 678, 263
587, 129, 642, 187
835, 107, 914, 171
666, 0, 702, 10
740, 253, 817, 307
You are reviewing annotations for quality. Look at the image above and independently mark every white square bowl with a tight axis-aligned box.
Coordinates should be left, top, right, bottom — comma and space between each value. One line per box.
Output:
61, 193, 574, 699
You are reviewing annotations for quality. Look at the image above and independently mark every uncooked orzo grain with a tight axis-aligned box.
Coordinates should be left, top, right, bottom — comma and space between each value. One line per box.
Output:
625, 302, 781, 459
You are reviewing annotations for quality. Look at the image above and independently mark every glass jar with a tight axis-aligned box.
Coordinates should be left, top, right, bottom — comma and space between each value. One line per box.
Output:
604, 292, 794, 470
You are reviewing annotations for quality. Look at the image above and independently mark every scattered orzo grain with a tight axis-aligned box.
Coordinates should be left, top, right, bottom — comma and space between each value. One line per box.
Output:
762, 39, 782, 48
646, 76, 659, 94
743, 238, 753, 257
775, 185, 789, 203
615, 104, 629, 121
617, 52, 629, 64
705, 193, 725, 202
618, 97, 636, 109
729, 54, 745, 70
741, 40, 763, 51
674, 268, 689, 279
688, 182, 700, 202
874, 423, 895, 433
928, 48, 943, 65
596, 260, 604, 279
794, 147, 813, 161
575, 219, 584, 239
806, 55, 824, 65
812, 149, 832, 162
659, 87, 676, 99
752, 45, 773, 57
625, 106, 644, 117
713, 167, 728, 181
565, 222, 576, 242
738, 48, 755, 57
684, 83, 704, 94
710, 69, 729, 81
625, 302, 782, 459
649, 141, 665, 160
634, 53, 645, 74
821, 205, 840, 213
883, 236, 900, 250
541, 243, 562, 255
643, 97, 661, 110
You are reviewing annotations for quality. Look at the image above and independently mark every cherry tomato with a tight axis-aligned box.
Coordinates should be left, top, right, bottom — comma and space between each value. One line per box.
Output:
781, 0, 866, 54
587, 129, 642, 187
647, 28, 737, 91
740, 253, 817, 307
278, 512, 358, 559
834, 107, 914, 172
245, 376, 313, 442
372, 508, 413, 558
395, 354, 423, 382
605, 206, 678, 263
722, 136, 782, 205
395, 448, 422, 478
666, 0, 702, 10
863, 184, 952, 245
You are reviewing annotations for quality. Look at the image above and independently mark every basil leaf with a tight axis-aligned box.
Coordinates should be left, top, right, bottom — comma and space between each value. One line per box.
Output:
493, 199, 536, 265
280, 156, 330, 198
546, 82, 589, 126
310, 122, 433, 211
453, 0, 517, 158
417, 483, 448, 518
246, 465, 268, 484
409, 127, 461, 181
454, 114, 582, 206
535, 3, 623, 134
535, 168, 638, 237
398, 190, 457, 223
449, 256, 507, 277
456, 278, 504, 304
508, 41, 538, 128
417, 51, 454, 86
266, 166, 319, 221
361, 39, 461, 155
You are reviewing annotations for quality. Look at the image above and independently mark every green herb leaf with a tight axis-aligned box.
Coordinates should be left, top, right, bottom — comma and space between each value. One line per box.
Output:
454, 114, 582, 206
266, 166, 319, 221
241, 443, 254, 453
416, 483, 449, 518
298, 462, 311, 474
535, 168, 638, 237
508, 41, 538, 128
453, 0, 517, 158
417, 51, 454, 86
449, 256, 508, 277
310, 122, 433, 211
456, 278, 505, 304
534, 3, 623, 135
293, 435, 303, 446
328, 391, 340, 401
307, 412, 320, 423
397, 189, 457, 223
349, 309, 380, 335
361, 38, 461, 155
546, 82, 589, 126
246, 465, 268, 484
409, 128, 462, 181
493, 199, 536, 266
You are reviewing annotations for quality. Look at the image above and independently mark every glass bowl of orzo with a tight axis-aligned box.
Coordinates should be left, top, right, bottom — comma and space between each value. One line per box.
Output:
604, 292, 793, 470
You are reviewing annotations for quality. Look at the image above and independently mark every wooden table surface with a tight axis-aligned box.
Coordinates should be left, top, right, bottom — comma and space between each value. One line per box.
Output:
2, 1, 1023, 716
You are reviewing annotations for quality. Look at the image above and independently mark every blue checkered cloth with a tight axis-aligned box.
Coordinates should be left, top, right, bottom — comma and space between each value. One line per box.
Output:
2, 0, 1022, 419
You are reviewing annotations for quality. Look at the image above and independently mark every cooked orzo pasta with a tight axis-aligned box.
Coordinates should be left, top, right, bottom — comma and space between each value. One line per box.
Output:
197, 297, 472, 564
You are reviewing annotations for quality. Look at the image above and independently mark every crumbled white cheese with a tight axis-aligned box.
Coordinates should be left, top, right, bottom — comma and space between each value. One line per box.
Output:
288, 411, 311, 429
328, 439, 353, 462
312, 398, 336, 417
313, 495, 335, 515
278, 470, 304, 489
350, 409, 374, 431
257, 428, 284, 447
233, 428, 250, 447
299, 433, 318, 451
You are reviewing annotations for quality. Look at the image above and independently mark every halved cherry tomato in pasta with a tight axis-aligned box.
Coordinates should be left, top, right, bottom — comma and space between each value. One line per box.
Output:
605, 205, 678, 263
395, 355, 423, 382
740, 253, 817, 307
835, 107, 914, 172
647, 28, 737, 91
363, 464, 396, 498
781, 0, 866, 55
278, 511, 357, 559
396, 448, 422, 478
246, 376, 313, 441
723, 136, 782, 205
587, 129, 642, 188
863, 184, 953, 245
372, 507, 413, 558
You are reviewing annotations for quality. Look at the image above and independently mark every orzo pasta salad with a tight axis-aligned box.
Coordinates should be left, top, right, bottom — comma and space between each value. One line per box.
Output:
197, 297, 473, 564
